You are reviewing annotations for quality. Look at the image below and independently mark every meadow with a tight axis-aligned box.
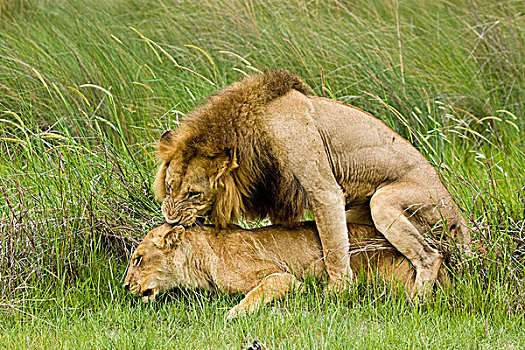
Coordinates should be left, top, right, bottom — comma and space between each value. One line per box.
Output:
0, 0, 524, 348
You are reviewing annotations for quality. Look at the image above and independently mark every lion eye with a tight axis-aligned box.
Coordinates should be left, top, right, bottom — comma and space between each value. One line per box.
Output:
165, 184, 172, 196
188, 191, 202, 199
133, 255, 143, 267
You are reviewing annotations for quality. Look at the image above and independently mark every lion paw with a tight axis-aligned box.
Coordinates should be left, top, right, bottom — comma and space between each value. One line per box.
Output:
226, 304, 246, 320
411, 278, 436, 299
411, 256, 442, 298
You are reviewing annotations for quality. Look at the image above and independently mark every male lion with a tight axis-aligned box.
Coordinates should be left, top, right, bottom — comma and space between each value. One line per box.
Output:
154, 69, 470, 295
123, 223, 449, 319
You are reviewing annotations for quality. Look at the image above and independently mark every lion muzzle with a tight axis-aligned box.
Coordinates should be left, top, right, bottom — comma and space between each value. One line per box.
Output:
164, 207, 198, 226
123, 281, 157, 302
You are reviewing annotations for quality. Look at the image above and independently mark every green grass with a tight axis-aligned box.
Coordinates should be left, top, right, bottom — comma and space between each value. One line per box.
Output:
2, 279, 525, 348
0, 0, 524, 348
2, 289, 524, 349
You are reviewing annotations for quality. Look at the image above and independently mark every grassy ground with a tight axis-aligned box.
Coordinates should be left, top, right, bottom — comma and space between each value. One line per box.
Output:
2, 288, 524, 349
0, 0, 524, 348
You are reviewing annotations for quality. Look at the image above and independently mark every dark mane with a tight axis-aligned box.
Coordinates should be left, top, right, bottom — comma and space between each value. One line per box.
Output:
180, 68, 310, 157
164, 69, 311, 225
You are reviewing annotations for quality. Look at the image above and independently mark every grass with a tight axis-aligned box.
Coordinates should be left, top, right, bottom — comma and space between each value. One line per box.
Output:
0, 0, 524, 348
2, 289, 524, 348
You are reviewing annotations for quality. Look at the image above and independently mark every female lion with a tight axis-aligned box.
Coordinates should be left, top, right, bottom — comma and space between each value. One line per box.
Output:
123, 222, 449, 319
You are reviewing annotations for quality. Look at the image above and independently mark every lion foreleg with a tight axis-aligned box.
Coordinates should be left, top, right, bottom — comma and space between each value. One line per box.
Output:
265, 109, 352, 289
226, 272, 302, 319
310, 191, 354, 291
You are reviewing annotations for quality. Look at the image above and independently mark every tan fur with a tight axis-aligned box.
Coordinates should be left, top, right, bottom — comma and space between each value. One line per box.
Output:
123, 223, 449, 318
154, 69, 471, 295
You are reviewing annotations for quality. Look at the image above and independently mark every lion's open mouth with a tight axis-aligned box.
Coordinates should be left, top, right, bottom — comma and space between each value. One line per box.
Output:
166, 212, 206, 227
124, 283, 157, 303
140, 288, 156, 303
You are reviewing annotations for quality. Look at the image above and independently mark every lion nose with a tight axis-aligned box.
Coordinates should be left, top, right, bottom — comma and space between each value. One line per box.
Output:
123, 282, 130, 291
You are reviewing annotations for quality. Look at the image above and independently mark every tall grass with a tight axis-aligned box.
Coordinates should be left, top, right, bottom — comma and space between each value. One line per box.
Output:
0, 0, 524, 346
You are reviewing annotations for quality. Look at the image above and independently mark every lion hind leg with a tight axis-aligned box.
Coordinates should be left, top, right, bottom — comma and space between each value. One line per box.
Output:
370, 185, 443, 297
226, 272, 302, 320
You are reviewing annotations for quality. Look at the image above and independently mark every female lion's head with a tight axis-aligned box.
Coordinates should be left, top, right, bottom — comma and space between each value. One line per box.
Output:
123, 224, 186, 302
153, 130, 243, 227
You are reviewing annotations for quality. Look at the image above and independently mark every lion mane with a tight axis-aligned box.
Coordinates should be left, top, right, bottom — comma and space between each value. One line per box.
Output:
155, 69, 313, 227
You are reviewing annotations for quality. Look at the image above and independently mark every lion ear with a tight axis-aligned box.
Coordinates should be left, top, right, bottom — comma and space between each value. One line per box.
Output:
158, 130, 176, 160
153, 161, 168, 200
214, 148, 239, 184
222, 148, 239, 173
227, 148, 239, 170
156, 225, 185, 249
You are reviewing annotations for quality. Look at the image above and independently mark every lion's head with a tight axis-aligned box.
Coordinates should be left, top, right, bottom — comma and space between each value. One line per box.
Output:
123, 223, 186, 302
153, 129, 244, 227
153, 69, 310, 227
